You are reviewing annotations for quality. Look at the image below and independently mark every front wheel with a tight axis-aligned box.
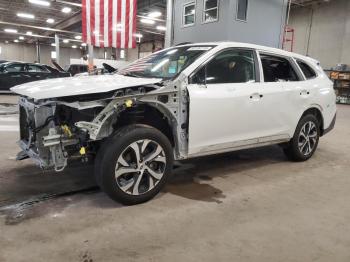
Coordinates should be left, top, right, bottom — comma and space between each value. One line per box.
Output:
283, 114, 320, 161
95, 125, 173, 205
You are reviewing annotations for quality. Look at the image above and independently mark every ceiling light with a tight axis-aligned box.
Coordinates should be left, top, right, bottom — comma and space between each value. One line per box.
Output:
5, 40, 9, 44
148, 11, 162, 18
62, 7, 72, 13
140, 18, 155, 25
4, 29, 18, 33
51, 43, 56, 47
63, 39, 69, 43
74, 35, 82, 40
17, 13, 35, 19
81, 43, 87, 47
26, 31, 32, 35
29, 0, 50, 6
72, 45, 77, 49
156, 25, 166, 31
19, 36, 25, 40
14, 39, 19, 43
46, 18, 55, 24
134, 33, 143, 38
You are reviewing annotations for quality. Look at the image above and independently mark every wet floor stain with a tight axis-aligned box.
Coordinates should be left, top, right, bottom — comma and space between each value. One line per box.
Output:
0, 187, 99, 225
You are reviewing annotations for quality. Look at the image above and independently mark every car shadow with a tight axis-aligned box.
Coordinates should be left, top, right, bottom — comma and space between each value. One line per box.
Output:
163, 145, 286, 203
0, 145, 289, 224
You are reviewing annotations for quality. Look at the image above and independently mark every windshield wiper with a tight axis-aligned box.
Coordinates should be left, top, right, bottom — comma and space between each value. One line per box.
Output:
121, 72, 140, 78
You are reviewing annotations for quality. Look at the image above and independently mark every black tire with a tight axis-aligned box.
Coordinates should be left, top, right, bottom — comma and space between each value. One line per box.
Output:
95, 124, 173, 205
283, 114, 320, 161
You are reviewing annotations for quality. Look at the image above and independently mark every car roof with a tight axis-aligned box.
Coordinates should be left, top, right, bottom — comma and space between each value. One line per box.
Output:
175, 41, 318, 65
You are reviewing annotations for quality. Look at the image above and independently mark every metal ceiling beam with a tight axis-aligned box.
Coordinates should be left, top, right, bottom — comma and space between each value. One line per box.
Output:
51, 0, 82, 7
0, 21, 81, 35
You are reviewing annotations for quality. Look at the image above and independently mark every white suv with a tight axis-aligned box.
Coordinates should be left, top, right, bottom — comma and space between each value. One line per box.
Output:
11, 42, 336, 205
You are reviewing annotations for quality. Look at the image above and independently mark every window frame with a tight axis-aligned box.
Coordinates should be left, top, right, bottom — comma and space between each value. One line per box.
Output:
202, 0, 219, 24
236, 0, 248, 22
189, 47, 261, 85
183, 2, 196, 27
26, 64, 50, 73
294, 58, 318, 80
257, 51, 304, 83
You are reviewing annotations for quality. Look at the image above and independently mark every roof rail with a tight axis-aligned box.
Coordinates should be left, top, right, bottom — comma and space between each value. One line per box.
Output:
175, 42, 193, 46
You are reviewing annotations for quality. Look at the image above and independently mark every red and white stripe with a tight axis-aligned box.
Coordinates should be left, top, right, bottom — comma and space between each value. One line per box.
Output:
82, 0, 137, 48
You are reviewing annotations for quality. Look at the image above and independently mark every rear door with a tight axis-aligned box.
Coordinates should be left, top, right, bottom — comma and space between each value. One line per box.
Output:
26, 64, 52, 81
257, 52, 305, 137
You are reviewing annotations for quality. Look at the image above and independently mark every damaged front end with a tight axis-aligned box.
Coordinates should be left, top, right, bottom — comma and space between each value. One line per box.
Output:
17, 80, 188, 172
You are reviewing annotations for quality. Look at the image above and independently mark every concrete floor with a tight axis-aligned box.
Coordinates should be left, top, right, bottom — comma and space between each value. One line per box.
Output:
0, 95, 349, 262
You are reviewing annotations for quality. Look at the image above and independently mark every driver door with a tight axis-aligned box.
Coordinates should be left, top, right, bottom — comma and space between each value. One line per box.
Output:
187, 48, 278, 156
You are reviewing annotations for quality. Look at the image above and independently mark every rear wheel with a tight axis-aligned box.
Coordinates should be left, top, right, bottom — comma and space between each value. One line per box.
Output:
283, 115, 320, 161
95, 125, 173, 205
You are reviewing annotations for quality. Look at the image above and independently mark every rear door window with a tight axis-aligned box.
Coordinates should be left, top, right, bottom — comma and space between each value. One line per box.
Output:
27, 64, 49, 73
296, 60, 317, 79
260, 53, 299, 82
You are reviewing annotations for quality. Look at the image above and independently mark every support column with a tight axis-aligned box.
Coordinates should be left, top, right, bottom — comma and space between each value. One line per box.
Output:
88, 44, 94, 73
55, 34, 60, 65
36, 40, 41, 63
164, 0, 174, 48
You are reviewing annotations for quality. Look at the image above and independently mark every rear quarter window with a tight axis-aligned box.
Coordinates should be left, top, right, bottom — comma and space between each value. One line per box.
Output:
296, 60, 317, 80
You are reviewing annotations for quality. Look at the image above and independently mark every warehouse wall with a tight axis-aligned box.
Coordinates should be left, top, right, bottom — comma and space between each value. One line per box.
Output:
0, 42, 82, 68
173, 0, 288, 48
289, 0, 350, 69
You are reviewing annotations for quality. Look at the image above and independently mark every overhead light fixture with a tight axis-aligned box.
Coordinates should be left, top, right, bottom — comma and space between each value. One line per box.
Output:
63, 39, 69, 43
29, 0, 50, 6
62, 7, 72, 13
14, 39, 19, 43
5, 40, 9, 44
156, 25, 166, 31
148, 11, 162, 18
51, 43, 56, 47
19, 36, 25, 40
4, 28, 18, 33
46, 18, 55, 24
17, 13, 35, 19
81, 43, 87, 47
72, 45, 77, 49
134, 33, 143, 38
140, 18, 155, 25
26, 31, 32, 35
74, 35, 82, 40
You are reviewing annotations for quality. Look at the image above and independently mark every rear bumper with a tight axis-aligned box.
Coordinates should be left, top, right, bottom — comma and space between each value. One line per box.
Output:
323, 113, 336, 136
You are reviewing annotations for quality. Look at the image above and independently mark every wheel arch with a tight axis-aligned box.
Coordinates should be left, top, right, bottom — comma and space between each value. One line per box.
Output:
115, 102, 177, 148
299, 105, 325, 136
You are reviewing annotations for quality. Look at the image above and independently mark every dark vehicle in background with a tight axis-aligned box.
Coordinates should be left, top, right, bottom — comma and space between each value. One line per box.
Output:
65, 64, 88, 76
0, 62, 70, 91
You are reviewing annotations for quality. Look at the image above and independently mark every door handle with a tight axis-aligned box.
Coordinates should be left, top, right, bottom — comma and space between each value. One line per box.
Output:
250, 93, 263, 99
300, 90, 310, 96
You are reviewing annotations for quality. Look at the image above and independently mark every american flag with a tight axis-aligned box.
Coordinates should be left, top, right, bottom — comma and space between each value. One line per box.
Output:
82, 0, 137, 48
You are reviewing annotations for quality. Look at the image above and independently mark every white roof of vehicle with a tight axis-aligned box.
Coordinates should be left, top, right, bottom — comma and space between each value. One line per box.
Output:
176, 41, 319, 65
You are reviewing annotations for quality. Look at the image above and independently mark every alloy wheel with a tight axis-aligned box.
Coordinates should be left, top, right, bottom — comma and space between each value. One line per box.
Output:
115, 139, 167, 195
298, 121, 318, 156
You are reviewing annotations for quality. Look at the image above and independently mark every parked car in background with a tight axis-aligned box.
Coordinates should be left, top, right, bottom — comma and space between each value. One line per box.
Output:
0, 61, 70, 91
11, 42, 336, 205
74, 63, 117, 77
65, 64, 88, 76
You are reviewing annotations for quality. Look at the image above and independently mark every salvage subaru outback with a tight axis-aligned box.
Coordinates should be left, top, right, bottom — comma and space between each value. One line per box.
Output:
11, 42, 336, 205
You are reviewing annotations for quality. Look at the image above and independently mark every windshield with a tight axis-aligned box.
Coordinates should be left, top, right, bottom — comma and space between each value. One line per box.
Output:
118, 46, 215, 79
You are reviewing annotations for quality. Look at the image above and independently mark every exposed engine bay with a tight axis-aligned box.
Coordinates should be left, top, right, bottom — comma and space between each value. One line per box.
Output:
17, 79, 189, 171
